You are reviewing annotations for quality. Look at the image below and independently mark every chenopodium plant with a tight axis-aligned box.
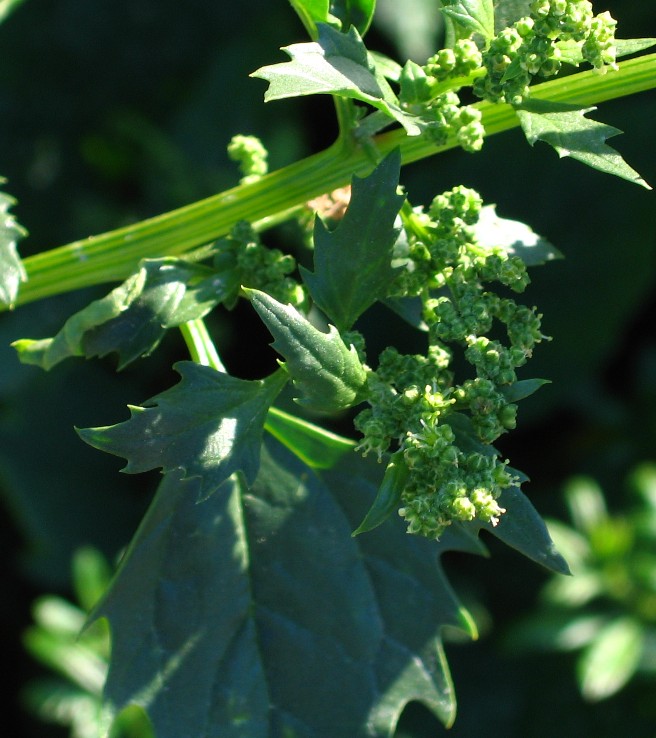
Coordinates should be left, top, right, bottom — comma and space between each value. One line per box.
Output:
3, 0, 656, 735
510, 466, 656, 703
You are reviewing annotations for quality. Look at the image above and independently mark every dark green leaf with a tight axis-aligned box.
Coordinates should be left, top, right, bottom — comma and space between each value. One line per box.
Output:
97, 441, 484, 737
247, 288, 368, 413
0, 185, 27, 309
331, 0, 376, 36
251, 24, 423, 135
352, 454, 408, 535
288, 0, 376, 38
441, 0, 495, 41
381, 296, 428, 331
493, 0, 531, 33
473, 204, 562, 265
499, 378, 550, 402
77, 362, 288, 498
300, 150, 404, 331
13, 258, 233, 370
482, 485, 571, 574
515, 99, 651, 189
264, 406, 356, 469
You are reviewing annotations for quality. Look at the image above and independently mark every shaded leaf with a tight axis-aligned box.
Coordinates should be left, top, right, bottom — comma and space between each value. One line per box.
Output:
13, 259, 233, 370
247, 288, 367, 413
515, 99, 651, 189
481, 485, 571, 574
332, 0, 376, 36
352, 454, 408, 535
473, 204, 562, 266
251, 24, 423, 135
300, 150, 404, 331
77, 363, 288, 499
97, 441, 484, 737
499, 378, 551, 403
493, 0, 531, 33
441, 0, 495, 41
0, 184, 27, 309
288, 0, 376, 38
264, 405, 356, 469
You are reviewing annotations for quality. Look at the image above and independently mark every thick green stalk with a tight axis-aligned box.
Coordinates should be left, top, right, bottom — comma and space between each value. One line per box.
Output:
11, 53, 656, 310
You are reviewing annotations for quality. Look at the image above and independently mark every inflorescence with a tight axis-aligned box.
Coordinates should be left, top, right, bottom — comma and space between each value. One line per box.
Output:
398, 0, 618, 151
355, 186, 547, 538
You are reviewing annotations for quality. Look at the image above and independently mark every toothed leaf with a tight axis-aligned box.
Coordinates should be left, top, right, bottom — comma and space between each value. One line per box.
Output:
77, 362, 288, 498
515, 99, 651, 189
252, 24, 423, 135
0, 184, 27, 308
247, 288, 367, 413
13, 258, 234, 370
301, 150, 404, 331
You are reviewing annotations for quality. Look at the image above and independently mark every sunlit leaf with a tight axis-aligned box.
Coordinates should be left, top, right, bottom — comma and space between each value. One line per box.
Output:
252, 24, 423, 135
77, 363, 288, 499
473, 204, 562, 265
13, 258, 233, 370
247, 288, 367, 413
0, 184, 27, 309
515, 99, 651, 189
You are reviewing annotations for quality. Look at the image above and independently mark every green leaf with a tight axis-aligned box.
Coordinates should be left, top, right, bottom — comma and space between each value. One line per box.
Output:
352, 454, 409, 535
288, 0, 332, 38
499, 378, 551, 403
300, 150, 404, 331
96, 441, 485, 737
246, 288, 368, 413
13, 258, 233, 370
615, 38, 656, 58
493, 0, 531, 33
481, 485, 571, 574
331, 0, 376, 36
557, 38, 656, 67
288, 0, 376, 38
440, 0, 495, 41
515, 99, 651, 189
251, 24, 423, 135
77, 362, 288, 499
578, 617, 644, 701
472, 204, 562, 266
0, 184, 27, 309
0, 0, 26, 25
264, 406, 357, 469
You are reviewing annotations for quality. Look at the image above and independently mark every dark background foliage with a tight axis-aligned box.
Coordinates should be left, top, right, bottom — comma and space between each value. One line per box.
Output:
0, 1, 654, 735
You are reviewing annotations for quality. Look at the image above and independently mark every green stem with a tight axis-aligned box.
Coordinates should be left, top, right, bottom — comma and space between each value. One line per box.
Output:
11, 53, 656, 311
179, 319, 226, 372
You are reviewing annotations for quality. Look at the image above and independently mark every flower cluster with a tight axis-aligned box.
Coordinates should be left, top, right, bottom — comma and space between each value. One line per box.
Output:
399, 40, 485, 152
227, 134, 269, 184
473, 0, 618, 105
214, 221, 305, 307
355, 186, 546, 538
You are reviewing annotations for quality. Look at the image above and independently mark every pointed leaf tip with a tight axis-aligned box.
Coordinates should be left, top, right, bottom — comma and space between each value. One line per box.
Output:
247, 288, 367, 413
77, 362, 287, 497
301, 149, 405, 331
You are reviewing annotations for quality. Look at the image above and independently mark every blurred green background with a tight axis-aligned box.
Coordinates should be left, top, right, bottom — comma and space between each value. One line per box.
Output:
0, 0, 655, 735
